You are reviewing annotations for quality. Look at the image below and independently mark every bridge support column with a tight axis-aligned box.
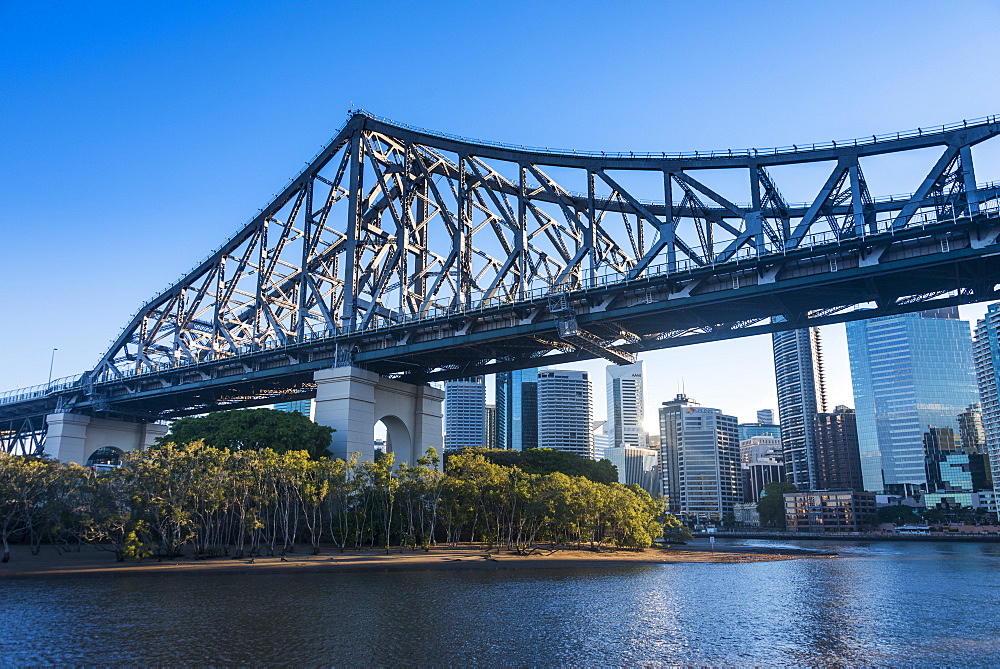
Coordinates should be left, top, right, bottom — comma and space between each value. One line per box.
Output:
44, 413, 168, 465
313, 367, 444, 465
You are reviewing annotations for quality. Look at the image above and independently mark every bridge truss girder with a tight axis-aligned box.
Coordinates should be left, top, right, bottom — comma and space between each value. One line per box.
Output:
3, 113, 1000, 454
87, 113, 1000, 385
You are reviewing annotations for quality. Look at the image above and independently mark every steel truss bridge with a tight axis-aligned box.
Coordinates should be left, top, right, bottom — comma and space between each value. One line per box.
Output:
5, 112, 1000, 454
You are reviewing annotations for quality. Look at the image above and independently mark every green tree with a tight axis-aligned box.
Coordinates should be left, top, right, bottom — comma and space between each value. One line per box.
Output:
458, 447, 618, 484
757, 482, 798, 528
876, 504, 918, 526
159, 408, 334, 458
81, 467, 147, 561
662, 514, 693, 543
0, 454, 65, 560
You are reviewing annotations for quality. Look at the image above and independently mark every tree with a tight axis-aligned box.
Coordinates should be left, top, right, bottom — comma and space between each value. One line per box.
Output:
159, 408, 334, 458
876, 504, 918, 526
662, 514, 693, 543
81, 467, 148, 561
457, 447, 618, 484
757, 482, 798, 528
0, 454, 65, 561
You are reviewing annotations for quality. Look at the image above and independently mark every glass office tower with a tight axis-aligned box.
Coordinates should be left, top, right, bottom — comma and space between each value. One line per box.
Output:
495, 368, 538, 450
847, 308, 978, 495
772, 326, 827, 490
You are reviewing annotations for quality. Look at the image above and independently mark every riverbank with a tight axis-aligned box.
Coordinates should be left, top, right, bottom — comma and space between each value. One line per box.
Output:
0, 543, 833, 579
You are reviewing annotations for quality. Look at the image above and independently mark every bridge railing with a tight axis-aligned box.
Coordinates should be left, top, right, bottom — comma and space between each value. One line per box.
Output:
518, 182, 966, 217
356, 109, 1000, 161
0, 374, 85, 406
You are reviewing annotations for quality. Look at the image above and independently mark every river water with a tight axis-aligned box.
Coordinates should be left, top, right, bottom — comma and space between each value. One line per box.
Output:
2, 538, 998, 666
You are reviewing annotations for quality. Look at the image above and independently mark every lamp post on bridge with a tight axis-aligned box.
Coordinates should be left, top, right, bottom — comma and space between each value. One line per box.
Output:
47, 348, 57, 385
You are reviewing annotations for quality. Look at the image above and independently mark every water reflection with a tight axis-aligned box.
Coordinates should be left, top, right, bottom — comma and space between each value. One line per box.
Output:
2, 540, 999, 665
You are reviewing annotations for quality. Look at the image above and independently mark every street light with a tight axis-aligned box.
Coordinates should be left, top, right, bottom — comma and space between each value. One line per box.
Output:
47, 348, 58, 384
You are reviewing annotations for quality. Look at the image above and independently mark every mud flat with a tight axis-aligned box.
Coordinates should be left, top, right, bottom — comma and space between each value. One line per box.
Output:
0, 543, 834, 579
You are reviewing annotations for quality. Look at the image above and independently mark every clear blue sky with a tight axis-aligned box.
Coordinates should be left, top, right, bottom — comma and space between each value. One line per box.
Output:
3, 1, 1000, 426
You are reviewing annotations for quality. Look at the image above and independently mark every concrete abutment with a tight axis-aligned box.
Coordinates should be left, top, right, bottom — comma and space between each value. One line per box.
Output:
44, 413, 168, 465
313, 367, 444, 465
43, 369, 442, 467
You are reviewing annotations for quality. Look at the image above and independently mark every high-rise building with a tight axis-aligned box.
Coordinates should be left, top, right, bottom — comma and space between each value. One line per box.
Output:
495, 368, 539, 451
604, 445, 660, 496
658, 394, 741, 520
772, 326, 827, 490
848, 308, 979, 496
813, 405, 864, 492
757, 409, 775, 424
537, 369, 593, 458
444, 377, 486, 451
606, 361, 646, 449
484, 404, 497, 449
973, 304, 1000, 519
273, 399, 313, 419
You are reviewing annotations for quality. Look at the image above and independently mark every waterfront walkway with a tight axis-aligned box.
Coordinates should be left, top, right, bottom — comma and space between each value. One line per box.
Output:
695, 530, 1000, 542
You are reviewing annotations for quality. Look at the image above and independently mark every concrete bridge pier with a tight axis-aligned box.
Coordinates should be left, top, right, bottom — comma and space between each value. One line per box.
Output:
313, 367, 444, 465
44, 413, 168, 465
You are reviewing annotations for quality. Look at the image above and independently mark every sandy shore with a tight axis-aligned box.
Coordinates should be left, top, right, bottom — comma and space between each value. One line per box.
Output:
0, 543, 833, 579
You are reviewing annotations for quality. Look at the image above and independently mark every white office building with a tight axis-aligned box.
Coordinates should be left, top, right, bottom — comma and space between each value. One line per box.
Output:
740, 435, 783, 466
606, 361, 646, 449
538, 369, 593, 458
659, 393, 741, 520
444, 377, 487, 451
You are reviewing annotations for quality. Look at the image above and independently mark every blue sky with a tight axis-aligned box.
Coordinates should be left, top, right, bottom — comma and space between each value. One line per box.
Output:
3, 1, 1000, 426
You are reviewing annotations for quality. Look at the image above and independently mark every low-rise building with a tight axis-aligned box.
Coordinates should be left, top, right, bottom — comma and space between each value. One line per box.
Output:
733, 502, 760, 527
974, 490, 999, 515
922, 492, 975, 510
784, 490, 877, 533
744, 461, 785, 503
